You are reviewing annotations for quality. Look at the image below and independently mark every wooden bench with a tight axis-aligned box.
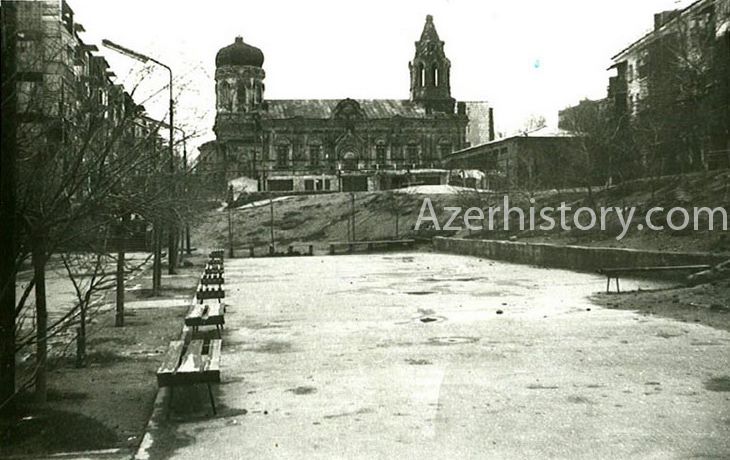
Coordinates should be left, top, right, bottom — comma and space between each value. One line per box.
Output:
204, 263, 224, 275
287, 244, 314, 256
200, 273, 224, 285
597, 265, 711, 293
185, 302, 225, 337
329, 239, 415, 255
157, 338, 222, 416
196, 284, 225, 302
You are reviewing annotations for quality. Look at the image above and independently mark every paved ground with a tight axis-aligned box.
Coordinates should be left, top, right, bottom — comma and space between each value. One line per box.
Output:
145, 252, 730, 459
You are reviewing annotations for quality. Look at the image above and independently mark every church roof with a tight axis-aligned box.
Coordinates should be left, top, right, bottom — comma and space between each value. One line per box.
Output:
262, 99, 431, 119
419, 15, 441, 42
216, 36, 264, 68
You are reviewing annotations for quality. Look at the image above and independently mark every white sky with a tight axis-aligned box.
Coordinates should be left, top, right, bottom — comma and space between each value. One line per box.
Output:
68, 0, 693, 158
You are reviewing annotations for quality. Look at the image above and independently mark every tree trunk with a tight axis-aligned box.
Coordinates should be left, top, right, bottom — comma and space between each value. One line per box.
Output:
115, 217, 126, 327
152, 223, 162, 296
167, 227, 177, 275
31, 243, 47, 404
0, 1, 18, 415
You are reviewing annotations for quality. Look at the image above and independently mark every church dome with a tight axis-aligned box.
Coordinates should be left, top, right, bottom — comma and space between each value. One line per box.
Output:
216, 36, 264, 68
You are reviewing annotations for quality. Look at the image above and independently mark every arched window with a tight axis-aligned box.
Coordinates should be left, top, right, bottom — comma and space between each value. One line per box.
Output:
406, 142, 419, 166
255, 84, 262, 104
308, 141, 321, 166
375, 141, 387, 165
343, 152, 358, 171
276, 141, 290, 168
236, 81, 247, 111
219, 81, 232, 111
433, 65, 439, 86
438, 140, 451, 159
419, 64, 425, 87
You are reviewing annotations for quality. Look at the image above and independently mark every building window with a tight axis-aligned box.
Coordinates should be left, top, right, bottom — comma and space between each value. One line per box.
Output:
309, 144, 321, 166
406, 144, 419, 165
439, 142, 451, 159
292, 143, 305, 165
342, 152, 358, 170
237, 81, 247, 110
432, 65, 439, 86
304, 179, 314, 191
376, 144, 387, 165
419, 64, 425, 87
391, 144, 403, 161
276, 144, 289, 167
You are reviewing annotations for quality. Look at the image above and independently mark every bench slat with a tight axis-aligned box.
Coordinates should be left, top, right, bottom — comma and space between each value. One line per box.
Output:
157, 339, 221, 387
157, 340, 184, 376
599, 265, 711, 275
204, 339, 222, 375
176, 340, 204, 374
185, 304, 206, 324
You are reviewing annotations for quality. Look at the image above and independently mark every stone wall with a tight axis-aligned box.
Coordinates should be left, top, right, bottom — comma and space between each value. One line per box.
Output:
433, 237, 727, 275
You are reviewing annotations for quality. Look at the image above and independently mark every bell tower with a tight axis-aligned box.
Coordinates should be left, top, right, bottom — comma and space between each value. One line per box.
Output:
409, 15, 455, 114
214, 36, 265, 115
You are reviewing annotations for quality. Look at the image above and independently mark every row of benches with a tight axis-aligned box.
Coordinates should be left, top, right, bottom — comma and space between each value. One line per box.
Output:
329, 239, 415, 255
156, 249, 227, 417
240, 240, 417, 257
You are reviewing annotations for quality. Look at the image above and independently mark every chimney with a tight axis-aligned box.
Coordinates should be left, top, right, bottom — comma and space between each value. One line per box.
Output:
488, 107, 495, 141
654, 10, 679, 30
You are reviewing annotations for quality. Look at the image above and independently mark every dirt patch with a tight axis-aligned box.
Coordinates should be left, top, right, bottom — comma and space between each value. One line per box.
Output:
591, 279, 730, 333
1, 408, 119, 455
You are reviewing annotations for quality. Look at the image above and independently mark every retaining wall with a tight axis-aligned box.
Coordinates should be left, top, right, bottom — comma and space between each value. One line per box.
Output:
433, 237, 727, 274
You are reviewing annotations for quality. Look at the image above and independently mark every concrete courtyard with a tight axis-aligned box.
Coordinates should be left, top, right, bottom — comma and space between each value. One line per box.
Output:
146, 251, 730, 459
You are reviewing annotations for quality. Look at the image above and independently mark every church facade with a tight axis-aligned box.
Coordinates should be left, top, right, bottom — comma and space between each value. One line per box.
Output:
198, 15, 493, 193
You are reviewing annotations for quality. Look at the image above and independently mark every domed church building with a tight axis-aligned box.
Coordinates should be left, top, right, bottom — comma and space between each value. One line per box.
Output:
199, 15, 493, 193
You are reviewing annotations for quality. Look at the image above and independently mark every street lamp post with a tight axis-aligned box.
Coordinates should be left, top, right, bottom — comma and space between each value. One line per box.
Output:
174, 126, 192, 255
102, 39, 178, 275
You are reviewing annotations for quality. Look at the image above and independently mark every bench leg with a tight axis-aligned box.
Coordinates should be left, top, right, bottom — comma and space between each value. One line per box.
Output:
207, 384, 217, 415
606, 276, 611, 294
616, 277, 620, 294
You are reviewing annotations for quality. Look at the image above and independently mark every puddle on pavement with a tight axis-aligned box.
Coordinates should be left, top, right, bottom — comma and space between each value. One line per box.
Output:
704, 376, 730, 392
418, 315, 446, 324
526, 384, 559, 390
286, 386, 317, 395
427, 336, 479, 346
421, 276, 485, 282
323, 407, 373, 419
405, 358, 432, 365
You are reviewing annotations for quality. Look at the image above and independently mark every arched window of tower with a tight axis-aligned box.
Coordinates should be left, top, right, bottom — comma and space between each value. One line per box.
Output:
419, 64, 425, 87
237, 81, 247, 112
218, 81, 231, 110
432, 65, 439, 87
